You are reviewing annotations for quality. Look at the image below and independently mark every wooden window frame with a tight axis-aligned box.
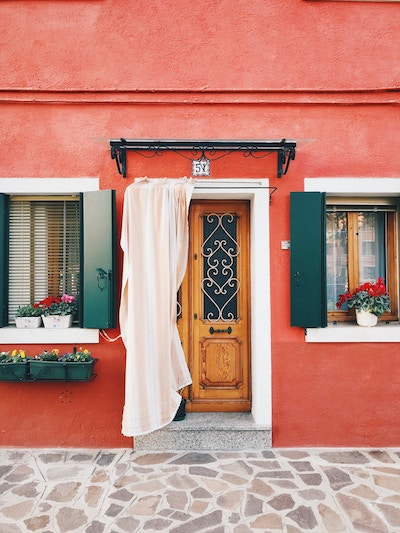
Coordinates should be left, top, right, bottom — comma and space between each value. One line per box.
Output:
328, 204, 398, 323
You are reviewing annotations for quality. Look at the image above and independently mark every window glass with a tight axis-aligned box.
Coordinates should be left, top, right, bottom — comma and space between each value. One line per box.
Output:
8, 197, 80, 323
202, 212, 239, 321
326, 204, 396, 321
326, 211, 348, 311
358, 212, 386, 283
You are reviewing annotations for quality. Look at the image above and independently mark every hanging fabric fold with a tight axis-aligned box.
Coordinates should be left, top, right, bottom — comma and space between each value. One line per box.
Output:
120, 177, 195, 437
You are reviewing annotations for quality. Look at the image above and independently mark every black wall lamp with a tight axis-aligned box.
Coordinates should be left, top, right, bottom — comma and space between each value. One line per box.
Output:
109, 138, 296, 179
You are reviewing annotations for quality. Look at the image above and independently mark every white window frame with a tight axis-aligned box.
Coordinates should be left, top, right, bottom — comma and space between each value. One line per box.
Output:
0, 178, 100, 345
305, 178, 400, 343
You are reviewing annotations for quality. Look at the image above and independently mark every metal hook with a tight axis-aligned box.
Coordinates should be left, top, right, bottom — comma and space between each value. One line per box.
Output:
96, 268, 107, 291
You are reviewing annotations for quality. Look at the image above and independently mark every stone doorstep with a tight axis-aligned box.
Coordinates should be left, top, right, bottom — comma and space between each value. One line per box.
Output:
134, 412, 272, 451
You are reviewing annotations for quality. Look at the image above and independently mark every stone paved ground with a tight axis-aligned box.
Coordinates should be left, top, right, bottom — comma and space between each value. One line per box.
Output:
0, 448, 399, 532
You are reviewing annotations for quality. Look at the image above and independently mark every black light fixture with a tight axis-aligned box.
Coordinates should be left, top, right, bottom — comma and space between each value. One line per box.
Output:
109, 138, 296, 179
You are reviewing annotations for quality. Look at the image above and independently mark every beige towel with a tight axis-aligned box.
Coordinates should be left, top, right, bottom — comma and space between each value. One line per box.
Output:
120, 177, 194, 436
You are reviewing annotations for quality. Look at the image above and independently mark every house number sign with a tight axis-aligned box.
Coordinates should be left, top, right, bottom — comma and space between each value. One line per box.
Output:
192, 157, 210, 176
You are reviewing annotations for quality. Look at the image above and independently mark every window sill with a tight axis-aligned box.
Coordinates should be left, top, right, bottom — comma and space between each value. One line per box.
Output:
0, 327, 99, 345
306, 322, 400, 343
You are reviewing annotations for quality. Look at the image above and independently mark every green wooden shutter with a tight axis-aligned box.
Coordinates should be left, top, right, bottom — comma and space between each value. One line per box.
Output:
81, 190, 116, 329
290, 192, 327, 328
0, 194, 9, 327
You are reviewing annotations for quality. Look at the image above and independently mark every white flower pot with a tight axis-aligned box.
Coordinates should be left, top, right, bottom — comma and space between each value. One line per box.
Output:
356, 310, 378, 327
42, 315, 73, 329
15, 316, 42, 328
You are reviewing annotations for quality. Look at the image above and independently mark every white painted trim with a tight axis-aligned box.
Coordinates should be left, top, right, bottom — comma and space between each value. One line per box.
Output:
0, 178, 100, 344
305, 178, 400, 196
305, 177, 400, 344
192, 179, 271, 428
0, 177, 99, 194
306, 322, 400, 343
0, 327, 99, 344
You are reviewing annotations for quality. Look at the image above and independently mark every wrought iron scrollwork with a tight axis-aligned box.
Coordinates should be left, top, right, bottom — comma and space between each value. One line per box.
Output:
201, 212, 240, 322
110, 139, 296, 178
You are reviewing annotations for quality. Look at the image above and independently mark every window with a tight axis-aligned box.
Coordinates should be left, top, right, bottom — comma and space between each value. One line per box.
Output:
8, 196, 80, 324
290, 189, 400, 330
327, 199, 398, 322
0, 187, 116, 331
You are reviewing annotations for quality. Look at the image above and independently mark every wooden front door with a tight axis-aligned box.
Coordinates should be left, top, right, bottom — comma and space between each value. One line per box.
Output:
178, 200, 251, 412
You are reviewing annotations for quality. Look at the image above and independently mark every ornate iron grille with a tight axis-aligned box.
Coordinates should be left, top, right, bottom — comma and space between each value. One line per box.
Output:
201, 212, 240, 322
109, 138, 296, 179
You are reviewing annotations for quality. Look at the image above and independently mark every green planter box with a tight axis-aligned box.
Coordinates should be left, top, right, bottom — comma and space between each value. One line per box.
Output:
0, 362, 29, 381
29, 359, 97, 382
65, 360, 97, 381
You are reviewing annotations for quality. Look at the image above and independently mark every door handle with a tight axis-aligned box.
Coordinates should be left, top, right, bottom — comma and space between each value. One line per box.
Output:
209, 326, 232, 335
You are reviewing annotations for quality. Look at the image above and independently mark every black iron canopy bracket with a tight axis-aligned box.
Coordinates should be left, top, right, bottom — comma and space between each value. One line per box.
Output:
109, 139, 296, 179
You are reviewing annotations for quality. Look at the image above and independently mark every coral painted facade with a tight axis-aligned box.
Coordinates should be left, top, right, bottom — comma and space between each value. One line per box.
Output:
0, 0, 399, 447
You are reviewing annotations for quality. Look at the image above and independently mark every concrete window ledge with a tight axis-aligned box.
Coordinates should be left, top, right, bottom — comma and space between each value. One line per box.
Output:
0, 327, 99, 345
306, 322, 400, 343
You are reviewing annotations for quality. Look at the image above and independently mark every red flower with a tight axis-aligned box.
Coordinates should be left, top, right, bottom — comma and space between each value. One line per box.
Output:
336, 277, 389, 310
37, 296, 61, 308
33, 294, 77, 316
336, 292, 352, 309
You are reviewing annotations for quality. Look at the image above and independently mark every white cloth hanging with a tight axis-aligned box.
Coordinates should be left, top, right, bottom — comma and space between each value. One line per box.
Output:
120, 177, 194, 436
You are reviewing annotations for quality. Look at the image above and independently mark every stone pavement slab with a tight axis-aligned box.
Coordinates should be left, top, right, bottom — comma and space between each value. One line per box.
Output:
0, 448, 399, 532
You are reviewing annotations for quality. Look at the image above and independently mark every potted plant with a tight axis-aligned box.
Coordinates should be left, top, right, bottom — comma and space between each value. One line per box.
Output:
29, 349, 63, 380
37, 294, 78, 328
336, 277, 391, 326
0, 349, 29, 381
15, 304, 43, 328
59, 347, 97, 381
29, 347, 97, 381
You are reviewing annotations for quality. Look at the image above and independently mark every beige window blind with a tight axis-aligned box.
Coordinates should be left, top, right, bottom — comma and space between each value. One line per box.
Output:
8, 197, 80, 323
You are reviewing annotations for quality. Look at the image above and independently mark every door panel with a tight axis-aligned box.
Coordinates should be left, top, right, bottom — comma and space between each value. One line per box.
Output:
179, 200, 251, 412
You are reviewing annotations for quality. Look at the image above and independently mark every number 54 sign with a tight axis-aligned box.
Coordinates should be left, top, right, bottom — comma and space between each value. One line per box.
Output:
192, 158, 210, 176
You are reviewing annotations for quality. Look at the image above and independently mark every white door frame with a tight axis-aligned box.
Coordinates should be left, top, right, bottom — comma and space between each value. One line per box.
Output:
192, 179, 271, 428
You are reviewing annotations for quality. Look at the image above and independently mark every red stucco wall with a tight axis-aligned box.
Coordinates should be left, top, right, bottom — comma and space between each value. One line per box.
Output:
0, 0, 399, 447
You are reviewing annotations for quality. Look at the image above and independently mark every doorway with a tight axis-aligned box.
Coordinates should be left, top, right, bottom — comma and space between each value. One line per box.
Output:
179, 200, 251, 412
177, 179, 271, 427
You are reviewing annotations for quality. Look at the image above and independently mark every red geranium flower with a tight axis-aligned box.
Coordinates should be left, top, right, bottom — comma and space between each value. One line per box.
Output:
336, 277, 390, 318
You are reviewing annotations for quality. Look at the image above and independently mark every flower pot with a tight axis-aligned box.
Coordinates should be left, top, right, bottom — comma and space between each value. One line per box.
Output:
15, 316, 42, 329
42, 315, 73, 329
356, 310, 378, 327
0, 362, 29, 381
29, 359, 97, 381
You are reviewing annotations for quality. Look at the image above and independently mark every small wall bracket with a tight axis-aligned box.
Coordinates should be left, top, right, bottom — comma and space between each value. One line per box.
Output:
109, 138, 296, 179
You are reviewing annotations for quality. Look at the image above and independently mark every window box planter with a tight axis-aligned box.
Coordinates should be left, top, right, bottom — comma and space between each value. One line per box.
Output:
0, 362, 29, 381
42, 315, 73, 329
29, 359, 97, 382
15, 317, 42, 329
